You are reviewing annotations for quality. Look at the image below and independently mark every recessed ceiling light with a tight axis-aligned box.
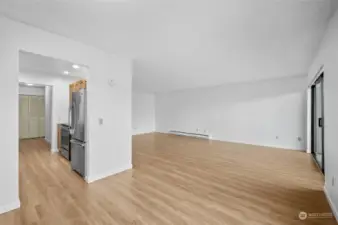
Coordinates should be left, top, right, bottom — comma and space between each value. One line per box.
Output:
63, 71, 70, 75
27, 83, 33, 86
72, 64, 80, 69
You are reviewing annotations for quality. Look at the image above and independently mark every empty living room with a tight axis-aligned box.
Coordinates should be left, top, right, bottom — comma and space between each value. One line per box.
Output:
1, 0, 338, 224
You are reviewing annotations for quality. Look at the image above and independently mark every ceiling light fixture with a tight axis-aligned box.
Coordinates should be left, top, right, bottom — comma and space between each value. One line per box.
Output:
72, 64, 80, 69
63, 71, 70, 75
27, 83, 33, 86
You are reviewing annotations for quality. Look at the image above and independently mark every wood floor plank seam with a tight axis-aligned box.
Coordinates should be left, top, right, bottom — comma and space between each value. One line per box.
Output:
0, 134, 335, 225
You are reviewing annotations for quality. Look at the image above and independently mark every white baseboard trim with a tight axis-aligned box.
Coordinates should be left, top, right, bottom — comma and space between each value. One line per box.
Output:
51, 148, 58, 153
0, 200, 20, 215
44, 137, 51, 143
85, 164, 132, 183
132, 131, 155, 136
169, 130, 211, 140
324, 186, 338, 222
157, 131, 305, 151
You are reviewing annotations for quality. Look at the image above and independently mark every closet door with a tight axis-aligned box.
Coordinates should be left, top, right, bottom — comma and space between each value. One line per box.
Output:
19, 95, 45, 139
29, 96, 45, 138
28, 96, 40, 138
19, 96, 30, 139
38, 96, 45, 137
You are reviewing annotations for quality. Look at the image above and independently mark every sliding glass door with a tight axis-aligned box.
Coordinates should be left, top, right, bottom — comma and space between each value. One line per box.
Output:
311, 74, 324, 173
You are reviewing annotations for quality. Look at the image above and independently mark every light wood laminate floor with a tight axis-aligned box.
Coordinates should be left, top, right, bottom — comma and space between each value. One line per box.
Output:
0, 133, 335, 225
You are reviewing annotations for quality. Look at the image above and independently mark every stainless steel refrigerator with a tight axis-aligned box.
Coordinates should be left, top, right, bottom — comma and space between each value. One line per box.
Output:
69, 88, 86, 177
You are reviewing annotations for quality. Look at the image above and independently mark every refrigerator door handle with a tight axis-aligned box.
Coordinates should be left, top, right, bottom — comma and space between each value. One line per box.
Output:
73, 101, 76, 135
69, 106, 72, 132
70, 139, 85, 147
69, 102, 75, 135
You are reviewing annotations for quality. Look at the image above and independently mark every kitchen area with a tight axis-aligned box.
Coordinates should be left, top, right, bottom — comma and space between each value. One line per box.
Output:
58, 79, 87, 178
19, 50, 89, 180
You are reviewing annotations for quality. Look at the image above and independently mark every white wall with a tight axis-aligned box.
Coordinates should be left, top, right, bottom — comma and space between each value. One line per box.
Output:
0, 16, 132, 214
19, 85, 45, 96
132, 92, 155, 135
156, 76, 307, 150
307, 9, 338, 219
44, 86, 52, 143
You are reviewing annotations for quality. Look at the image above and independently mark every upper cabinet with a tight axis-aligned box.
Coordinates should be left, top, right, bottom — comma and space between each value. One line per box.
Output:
70, 79, 87, 102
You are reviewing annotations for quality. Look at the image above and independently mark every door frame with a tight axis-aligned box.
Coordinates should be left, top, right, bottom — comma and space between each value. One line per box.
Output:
310, 73, 325, 173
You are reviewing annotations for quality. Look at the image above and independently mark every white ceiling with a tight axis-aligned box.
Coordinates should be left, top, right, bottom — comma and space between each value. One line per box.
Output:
19, 83, 45, 88
0, 0, 335, 92
19, 51, 90, 78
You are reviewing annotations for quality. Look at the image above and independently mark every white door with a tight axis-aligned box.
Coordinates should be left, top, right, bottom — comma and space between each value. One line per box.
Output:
19, 96, 30, 139
19, 95, 45, 139
38, 96, 45, 137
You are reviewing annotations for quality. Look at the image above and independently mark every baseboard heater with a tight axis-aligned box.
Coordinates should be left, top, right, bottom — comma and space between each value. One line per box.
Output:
169, 130, 211, 140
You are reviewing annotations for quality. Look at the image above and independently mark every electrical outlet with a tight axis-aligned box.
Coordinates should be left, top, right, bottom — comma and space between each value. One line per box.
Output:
276, 136, 279, 140
204, 129, 208, 134
297, 137, 302, 142
196, 128, 200, 133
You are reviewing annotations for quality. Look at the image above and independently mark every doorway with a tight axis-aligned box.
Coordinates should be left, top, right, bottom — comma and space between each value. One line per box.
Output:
18, 50, 90, 181
311, 73, 324, 173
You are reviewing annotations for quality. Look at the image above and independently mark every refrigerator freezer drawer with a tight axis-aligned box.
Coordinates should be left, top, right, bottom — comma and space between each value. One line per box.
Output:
70, 139, 85, 177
